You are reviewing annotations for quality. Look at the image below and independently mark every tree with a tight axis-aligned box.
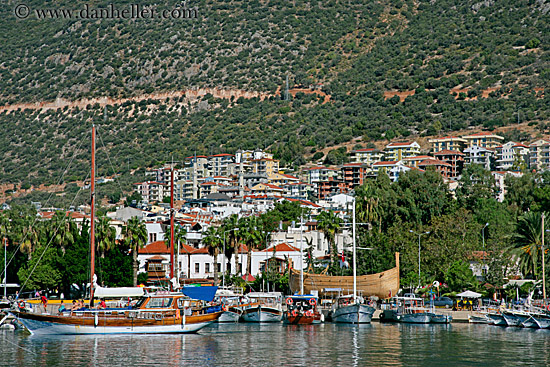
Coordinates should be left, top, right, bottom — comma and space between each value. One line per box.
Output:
95, 214, 116, 259
509, 211, 547, 279
202, 226, 222, 285
456, 164, 496, 210
222, 214, 242, 274
124, 216, 148, 286
240, 216, 263, 276
316, 210, 343, 270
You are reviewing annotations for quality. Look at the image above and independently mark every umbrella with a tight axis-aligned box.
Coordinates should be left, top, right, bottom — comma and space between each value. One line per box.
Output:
456, 290, 482, 298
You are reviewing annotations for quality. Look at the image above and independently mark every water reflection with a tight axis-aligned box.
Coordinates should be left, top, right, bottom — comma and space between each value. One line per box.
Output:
2, 323, 550, 366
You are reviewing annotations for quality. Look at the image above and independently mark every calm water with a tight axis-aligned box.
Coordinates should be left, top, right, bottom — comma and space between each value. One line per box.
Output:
2, 323, 550, 367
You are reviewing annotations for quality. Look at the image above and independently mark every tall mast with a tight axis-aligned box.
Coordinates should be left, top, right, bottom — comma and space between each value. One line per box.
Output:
352, 198, 357, 301
170, 166, 175, 288
90, 124, 96, 306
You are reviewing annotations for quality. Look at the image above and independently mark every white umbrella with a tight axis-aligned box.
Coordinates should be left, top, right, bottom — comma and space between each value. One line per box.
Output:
456, 290, 482, 298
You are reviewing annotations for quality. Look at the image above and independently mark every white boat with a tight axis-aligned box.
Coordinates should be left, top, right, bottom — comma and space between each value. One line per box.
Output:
215, 288, 250, 323
241, 292, 283, 323
468, 314, 489, 324
331, 295, 375, 324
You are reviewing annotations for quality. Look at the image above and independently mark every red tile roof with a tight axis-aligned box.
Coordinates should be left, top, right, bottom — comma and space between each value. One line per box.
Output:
352, 148, 378, 152
386, 141, 417, 147
418, 159, 452, 167
262, 243, 300, 252
434, 149, 465, 156
138, 241, 169, 254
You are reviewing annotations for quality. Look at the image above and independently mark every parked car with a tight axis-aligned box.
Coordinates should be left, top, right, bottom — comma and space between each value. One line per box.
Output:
432, 296, 453, 308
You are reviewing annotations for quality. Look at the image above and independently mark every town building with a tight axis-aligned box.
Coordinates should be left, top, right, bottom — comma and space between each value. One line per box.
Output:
428, 136, 468, 153
529, 139, 550, 171
463, 146, 494, 170
495, 142, 529, 171
372, 161, 410, 182
433, 149, 465, 179
462, 132, 504, 149
134, 181, 168, 203
349, 148, 384, 165
417, 158, 453, 179
341, 163, 368, 188
384, 141, 421, 161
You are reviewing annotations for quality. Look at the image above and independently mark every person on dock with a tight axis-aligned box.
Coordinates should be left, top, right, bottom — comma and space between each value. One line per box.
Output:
41, 293, 48, 313
58, 300, 66, 315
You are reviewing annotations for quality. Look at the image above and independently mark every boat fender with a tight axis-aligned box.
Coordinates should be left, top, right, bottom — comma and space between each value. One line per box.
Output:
155, 313, 163, 321
94, 313, 98, 327
309, 298, 316, 306
321, 313, 325, 323
286, 298, 293, 305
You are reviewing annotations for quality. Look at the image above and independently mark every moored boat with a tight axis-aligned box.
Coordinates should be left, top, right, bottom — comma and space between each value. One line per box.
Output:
331, 295, 375, 324
215, 288, 251, 323
283, 295, 323, 325
241, 292, 283, 323
487, 312, 507, 326
428, 313, 452, 324
12, 291, 222, 335
468, 314, 489, 324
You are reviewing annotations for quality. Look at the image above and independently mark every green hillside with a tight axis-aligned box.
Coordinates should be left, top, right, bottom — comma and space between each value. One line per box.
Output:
0, 0, 549, 200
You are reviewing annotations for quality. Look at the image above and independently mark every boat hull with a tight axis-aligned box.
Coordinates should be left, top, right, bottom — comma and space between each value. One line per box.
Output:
428, 313, 452, 324
502, 313, 521, 327
218, 310, 241, 323
284, 312, 322, 325
332, 304, 375, 324
487, 313, 507, 326
13, 310, 221, 335
533, 316, 550, 329
241, 306, 282, 323
398, 313, 431, 324
468, 314, 489, 324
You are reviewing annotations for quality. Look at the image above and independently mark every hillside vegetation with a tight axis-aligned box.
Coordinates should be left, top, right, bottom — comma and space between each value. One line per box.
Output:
0, 0, 549, 201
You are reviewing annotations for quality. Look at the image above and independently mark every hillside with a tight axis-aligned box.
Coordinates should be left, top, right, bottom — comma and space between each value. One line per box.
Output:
1, 0, 549, 202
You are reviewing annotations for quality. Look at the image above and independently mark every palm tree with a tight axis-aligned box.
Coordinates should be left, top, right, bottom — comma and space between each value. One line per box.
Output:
223, 214, 241, 274
202, 226, 223, 285
124, 216, 148, 286
316, 210, 343, 268
164, 222, 188, 279
95, 214, 116, 259
355, 183, 380, 232
240, 216, 263, 276
509, 211, 547, 279
50, 211, 75, 256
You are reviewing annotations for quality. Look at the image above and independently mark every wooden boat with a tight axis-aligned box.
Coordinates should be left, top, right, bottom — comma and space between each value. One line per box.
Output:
241, 292, 283, 323
12, 292, 222, 335
289, 252, 400, 299
380, 297, 431, 324
12, 127, 222, 335
283, 295, 323, 325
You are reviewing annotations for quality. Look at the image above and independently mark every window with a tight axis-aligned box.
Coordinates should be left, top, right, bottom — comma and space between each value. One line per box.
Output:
217, 263, 221, 273
195, 263, 200, 273
149, 233, 157, 243
145, 297, 173, 308
205, 263, 210, 273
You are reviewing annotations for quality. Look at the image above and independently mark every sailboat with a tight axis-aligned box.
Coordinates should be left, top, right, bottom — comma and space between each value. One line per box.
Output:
330, 199, 375, 324
12, 125, 222, 335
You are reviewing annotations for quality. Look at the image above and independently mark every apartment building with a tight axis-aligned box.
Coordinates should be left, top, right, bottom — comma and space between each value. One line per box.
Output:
134, 181, 168, 203
349, 148, 384, 165
428, 136, 468, 153
464, 145, 494, 170
529, 139, 550, 171
495, 142, 529, 171
384, 141, 421, 161
462, 132, 504, 149
433, 150, 465, 179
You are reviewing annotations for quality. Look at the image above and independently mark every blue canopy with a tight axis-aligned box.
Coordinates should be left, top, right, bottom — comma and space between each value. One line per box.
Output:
181, 285, 218, 302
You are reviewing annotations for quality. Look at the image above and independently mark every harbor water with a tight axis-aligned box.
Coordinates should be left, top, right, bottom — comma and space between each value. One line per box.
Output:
2, 322, 550, 366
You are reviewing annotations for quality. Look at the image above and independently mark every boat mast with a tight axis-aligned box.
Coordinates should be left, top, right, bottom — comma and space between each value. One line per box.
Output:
3, 237, 6, 299
90, 124, 96, 307
300, 213, 304, 295
170, 166, 175, 289
352, 198, 357, 302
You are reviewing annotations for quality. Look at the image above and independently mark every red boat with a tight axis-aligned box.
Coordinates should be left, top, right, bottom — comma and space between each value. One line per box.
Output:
283, 295, 323, 325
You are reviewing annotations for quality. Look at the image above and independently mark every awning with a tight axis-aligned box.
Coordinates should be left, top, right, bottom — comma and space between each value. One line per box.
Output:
94, 286, 145, 298
456, 290, 482, 298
